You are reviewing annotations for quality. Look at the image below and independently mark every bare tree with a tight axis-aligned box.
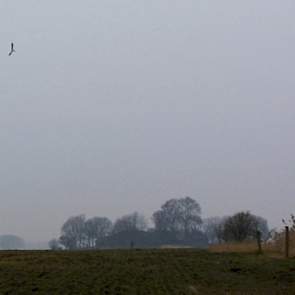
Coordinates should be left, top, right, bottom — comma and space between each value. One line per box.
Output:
202, 217, 227, 244
84, 217, 112, 248
282, 214, 295, 231
59, 215, 86, 249
112, 212, 147, 234
253, 215, 270, 241
221, 211, 269, 242
153, 197, 202, 238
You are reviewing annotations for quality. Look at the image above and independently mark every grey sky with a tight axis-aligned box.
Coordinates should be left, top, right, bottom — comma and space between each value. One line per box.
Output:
0, 0, 294, 242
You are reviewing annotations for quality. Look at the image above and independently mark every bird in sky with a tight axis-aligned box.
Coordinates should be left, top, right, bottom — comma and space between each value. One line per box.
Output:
8, 43, 15, 56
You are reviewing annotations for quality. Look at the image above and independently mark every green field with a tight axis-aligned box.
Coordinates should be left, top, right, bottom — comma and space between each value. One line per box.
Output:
0, 249, 294, 294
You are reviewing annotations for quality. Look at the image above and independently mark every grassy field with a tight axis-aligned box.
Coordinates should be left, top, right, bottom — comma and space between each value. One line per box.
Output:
0, 249, 294, 294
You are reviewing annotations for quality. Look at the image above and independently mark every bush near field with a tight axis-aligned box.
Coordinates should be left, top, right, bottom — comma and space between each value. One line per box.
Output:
270, 227, 295, 257
209, 228, 295, 257
209, 241, 261, 253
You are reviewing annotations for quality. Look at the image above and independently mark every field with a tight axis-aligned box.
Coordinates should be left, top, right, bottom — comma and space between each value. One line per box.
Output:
0, 250, 294, 294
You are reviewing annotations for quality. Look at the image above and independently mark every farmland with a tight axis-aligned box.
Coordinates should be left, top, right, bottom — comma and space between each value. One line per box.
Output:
0, 249, 294, 294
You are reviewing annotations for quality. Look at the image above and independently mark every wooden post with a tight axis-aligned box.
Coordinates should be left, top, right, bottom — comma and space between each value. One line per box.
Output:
256, 230, 262, 254
285, 226, 289, 258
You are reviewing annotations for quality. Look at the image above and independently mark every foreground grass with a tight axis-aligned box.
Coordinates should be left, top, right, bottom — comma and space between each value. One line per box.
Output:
0, 250, 294, 294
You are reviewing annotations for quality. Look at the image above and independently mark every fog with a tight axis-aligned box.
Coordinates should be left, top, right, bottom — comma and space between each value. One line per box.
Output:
0, 0, 294, 243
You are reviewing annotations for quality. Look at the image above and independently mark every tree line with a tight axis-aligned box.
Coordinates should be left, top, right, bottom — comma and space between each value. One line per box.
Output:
49, 196, 269, 250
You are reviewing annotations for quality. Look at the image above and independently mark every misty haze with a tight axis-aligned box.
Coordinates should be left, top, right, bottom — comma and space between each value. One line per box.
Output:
0, 1, 295, 293
1, 0, 293, 246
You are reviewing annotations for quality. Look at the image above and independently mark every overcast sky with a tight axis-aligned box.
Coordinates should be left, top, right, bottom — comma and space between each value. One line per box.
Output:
0, 0, 294, 242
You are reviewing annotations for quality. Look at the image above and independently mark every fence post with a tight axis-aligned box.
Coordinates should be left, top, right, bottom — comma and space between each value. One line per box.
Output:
256, 230, 262, 254
285, 226, 289, 258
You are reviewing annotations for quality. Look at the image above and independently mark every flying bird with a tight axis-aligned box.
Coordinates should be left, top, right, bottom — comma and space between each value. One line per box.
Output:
8, 43, 15, 56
